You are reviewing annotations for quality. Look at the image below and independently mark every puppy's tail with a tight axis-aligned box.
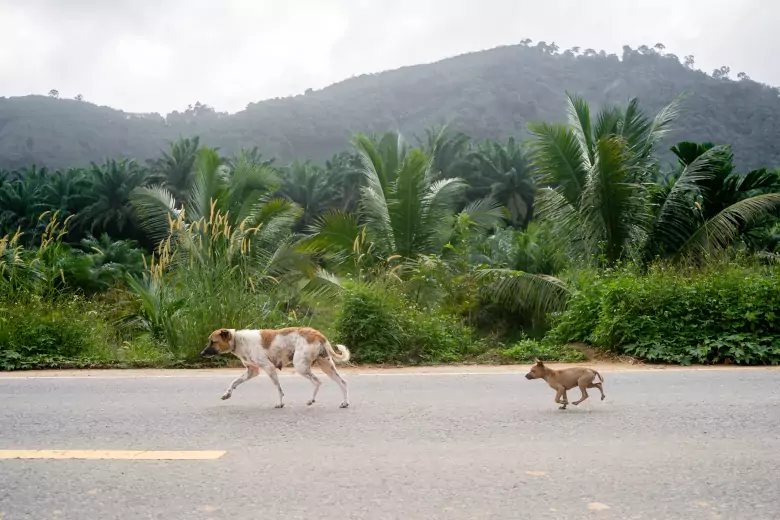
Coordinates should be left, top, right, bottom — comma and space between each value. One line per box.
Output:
594, 370, 604, 383
325, 341, 351, 363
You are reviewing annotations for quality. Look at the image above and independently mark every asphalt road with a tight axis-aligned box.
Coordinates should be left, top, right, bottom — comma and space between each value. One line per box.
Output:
1, 367, 779, 520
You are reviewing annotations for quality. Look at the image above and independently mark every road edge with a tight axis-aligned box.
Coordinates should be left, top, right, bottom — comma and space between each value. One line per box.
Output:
1, 362, 778, 378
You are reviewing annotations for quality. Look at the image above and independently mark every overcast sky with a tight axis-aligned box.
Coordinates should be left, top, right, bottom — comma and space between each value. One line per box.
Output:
1, 0, 777, 115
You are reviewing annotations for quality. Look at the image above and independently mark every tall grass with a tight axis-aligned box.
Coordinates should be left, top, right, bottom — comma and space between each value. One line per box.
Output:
120, 206, 294, 359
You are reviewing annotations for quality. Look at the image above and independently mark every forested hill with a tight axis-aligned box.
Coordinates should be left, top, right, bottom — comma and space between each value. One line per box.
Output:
2, 42, 779, 170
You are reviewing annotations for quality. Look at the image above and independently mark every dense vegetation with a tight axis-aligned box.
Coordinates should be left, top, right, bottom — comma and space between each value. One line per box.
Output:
2, 41, 780, 171
2, 48, 780, 370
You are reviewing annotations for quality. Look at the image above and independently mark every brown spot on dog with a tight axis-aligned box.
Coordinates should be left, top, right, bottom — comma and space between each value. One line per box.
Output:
260, 327, 327, 348
260, 329, 278, 349
299, 327, 327, 344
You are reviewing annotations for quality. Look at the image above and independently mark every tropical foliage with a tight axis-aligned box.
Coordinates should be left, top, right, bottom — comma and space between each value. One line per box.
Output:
1, 89, 779, 370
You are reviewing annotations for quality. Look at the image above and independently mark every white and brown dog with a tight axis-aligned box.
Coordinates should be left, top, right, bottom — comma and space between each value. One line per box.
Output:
201, 327, 351, 408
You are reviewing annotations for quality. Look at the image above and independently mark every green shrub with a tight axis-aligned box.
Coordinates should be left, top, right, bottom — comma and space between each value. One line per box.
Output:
547, 264, 780, 365
334, 282, 477, 364
120, 258, 295, 361
0, 297, 116, 370
499, 339, 586, 363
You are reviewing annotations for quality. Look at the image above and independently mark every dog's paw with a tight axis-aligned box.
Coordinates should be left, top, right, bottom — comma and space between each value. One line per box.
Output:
601, 395, 606, 401
306, 400, 315, 406
339, 402, 349, 409
274, 403, 285, 409
220, 392, 232, 401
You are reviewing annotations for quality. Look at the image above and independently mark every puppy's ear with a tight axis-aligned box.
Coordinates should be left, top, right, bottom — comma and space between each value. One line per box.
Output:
219, 329, 231, 340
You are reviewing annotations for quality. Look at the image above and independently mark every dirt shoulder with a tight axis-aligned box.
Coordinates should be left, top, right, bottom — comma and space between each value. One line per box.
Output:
1, 362, 778, 378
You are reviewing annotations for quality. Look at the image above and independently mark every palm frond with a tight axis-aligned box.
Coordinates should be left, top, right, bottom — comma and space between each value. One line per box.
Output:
565, 92, 595, 168
460, 198, 506, 231
580, 136, 651, 263
391, 148, 430, 257
302, 210, 362, 262
679, 193, 780, 259
359, 153, 395, 257
419, 176, 467, 252
528, 122, 587, 204
644, 145, 730, 258
474, 268, 571, 317
535, 186, 581, 257
299, 268, 345, 301
130, 185, 180, 245
187, 148, 226, 222
638, 93, 686, 159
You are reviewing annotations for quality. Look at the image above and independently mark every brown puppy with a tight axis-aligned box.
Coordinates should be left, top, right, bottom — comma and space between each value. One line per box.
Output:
525, 359, 605, 410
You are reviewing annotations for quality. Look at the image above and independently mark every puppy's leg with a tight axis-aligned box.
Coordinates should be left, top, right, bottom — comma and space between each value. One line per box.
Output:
574, 373, 597, 405
554, 387, 567, 410
294, 352, 322, 406
221, 366, 258, 400
573, 383, 589, 406
260, 363, 285, 408
317, 357, 349, 408
589, 382, 606, 401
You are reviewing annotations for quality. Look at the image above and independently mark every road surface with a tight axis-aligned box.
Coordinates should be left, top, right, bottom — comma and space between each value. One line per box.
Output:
1, 366, 779, 519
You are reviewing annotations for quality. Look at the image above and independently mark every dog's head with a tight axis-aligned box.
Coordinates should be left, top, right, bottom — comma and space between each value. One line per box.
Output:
525, 359, 545, 380
201, 329, 234, 357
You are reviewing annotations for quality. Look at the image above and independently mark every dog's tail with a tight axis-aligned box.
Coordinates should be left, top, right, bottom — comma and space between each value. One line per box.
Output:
594, 370, 604, 383
325, 342, 351, 363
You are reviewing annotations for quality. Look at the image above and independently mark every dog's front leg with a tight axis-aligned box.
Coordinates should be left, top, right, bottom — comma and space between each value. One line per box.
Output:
554, 388, 568, 410
222, 366, 258, 400
261, 364, 285, 408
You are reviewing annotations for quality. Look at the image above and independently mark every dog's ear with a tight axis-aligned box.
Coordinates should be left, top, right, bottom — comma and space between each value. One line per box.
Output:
219, 329, 231, 340
535, 358, 544, 366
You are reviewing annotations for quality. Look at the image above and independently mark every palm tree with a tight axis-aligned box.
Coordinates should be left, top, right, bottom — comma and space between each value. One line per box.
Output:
224, 147, 275, 170
131, 147, 302, 275
277, 160, 339, 230
147, 137, 202, 203
79, 159, 150, 241
466, 137, 536, 229
134, 147, 284, 238
645, 142, 780, 261
0, 166, 51, 239
419, 126, 473, 181
307, 132, 471, 264
39, 168, 92, 221
530, 93, 681, 265
324, 151, 363, 212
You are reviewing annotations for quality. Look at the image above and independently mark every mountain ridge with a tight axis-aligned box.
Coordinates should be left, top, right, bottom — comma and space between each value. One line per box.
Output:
1, 42, 779, 170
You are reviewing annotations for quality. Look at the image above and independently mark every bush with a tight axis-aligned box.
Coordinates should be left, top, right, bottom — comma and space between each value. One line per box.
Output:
335, 282, 478, 364
547, 264, 780, 365
499, 339, 586, 363
0, 297, 116, 370
120, 264, 292, 361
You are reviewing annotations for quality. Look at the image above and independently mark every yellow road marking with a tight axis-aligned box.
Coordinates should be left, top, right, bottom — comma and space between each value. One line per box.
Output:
0, 450, 225, 460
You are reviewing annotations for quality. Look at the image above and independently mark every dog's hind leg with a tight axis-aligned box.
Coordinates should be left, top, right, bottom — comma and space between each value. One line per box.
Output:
317, 357, 349, 408
221, 366, 259, 400
294, 353, 322, 406
261, 364, 285, 408
573, 374, 595, 405
573, 384, 588, 405
589, 382, 605, 400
